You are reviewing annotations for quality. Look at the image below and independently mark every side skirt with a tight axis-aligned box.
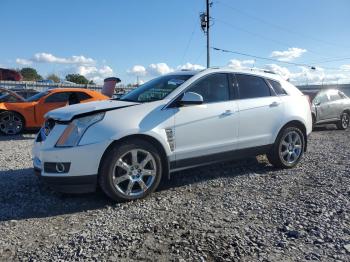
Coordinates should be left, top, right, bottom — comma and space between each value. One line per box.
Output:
169, 144, 272, 172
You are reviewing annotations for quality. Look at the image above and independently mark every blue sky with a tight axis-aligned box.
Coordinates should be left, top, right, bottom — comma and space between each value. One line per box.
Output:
1, 0, 350, 84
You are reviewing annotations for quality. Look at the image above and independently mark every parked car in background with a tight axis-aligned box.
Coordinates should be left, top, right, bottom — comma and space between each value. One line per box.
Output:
0, 88, 108, 135
0, 88, 25, 103
9, 88, 39, 99
302, 89, 350, 130
33, 68, 312, 201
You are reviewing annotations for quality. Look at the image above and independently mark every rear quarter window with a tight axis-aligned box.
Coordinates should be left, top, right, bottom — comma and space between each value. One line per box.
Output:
266, 79, 287, 95
75, 92, 92, 101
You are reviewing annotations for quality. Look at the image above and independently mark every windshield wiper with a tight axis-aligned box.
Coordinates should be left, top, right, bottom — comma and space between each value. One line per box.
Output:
114, 98, 136, 102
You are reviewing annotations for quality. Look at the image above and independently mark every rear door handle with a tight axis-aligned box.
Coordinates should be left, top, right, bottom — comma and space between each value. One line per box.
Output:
221, 110, 233, 116
270, 101, 280, 107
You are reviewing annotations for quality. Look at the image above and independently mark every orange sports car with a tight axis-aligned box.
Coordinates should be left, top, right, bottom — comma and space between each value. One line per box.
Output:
0, 88, 108, 135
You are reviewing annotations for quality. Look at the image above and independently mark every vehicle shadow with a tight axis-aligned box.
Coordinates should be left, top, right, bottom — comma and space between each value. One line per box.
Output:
0, 157, 274, 222
158, 156, 274, 192
0, 130, 38, 141
312, 124, 338, 132
0, 168, 112, 222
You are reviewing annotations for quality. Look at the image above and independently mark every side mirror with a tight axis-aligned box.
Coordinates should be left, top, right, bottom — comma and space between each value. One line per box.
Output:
314, 101, 321, 106
179, 92, 203, 106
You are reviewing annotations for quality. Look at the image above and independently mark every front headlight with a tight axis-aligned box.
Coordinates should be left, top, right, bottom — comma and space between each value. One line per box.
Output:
56, 112, 105, 147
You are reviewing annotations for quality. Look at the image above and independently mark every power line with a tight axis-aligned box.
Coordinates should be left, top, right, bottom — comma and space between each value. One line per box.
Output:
214, 18, 297, 49
309, 57, 350, 64
212, 46, 316, 68
218, 0, 350, 51
180, 23, 197, 65
211, 46, 347, 71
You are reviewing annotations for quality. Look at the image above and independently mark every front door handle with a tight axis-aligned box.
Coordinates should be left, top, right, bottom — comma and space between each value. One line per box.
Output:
270, 101, 280, 107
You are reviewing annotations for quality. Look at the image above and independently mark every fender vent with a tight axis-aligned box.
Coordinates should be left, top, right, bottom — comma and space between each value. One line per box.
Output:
165, 128, 175, 151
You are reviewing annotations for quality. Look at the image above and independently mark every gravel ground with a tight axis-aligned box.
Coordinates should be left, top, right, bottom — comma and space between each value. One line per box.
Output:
0, 126, 349, 261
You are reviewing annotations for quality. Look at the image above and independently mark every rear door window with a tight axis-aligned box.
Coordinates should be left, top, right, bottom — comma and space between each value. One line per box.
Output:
329, 91, 341, 101
45, 92, 70, 103
236, 74, 271, 99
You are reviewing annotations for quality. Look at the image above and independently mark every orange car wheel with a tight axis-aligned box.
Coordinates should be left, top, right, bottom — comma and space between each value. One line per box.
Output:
0, 111, 25, 135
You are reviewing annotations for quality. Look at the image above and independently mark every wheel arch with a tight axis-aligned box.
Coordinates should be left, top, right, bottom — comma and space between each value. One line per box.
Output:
343, 108, 350, 115
276, 120, 308, 152
0, 110, 26, 127
98, 134, 170, 180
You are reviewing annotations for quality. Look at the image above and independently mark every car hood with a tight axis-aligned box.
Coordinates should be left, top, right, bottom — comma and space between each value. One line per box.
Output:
46, 100, 140, 121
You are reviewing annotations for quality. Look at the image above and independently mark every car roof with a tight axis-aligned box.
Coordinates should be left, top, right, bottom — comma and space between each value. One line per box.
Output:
48, 88, 97, 93
168, 67, 285, 82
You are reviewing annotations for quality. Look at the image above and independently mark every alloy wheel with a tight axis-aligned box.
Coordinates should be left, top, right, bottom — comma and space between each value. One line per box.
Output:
0, 112, 23, 135
112, 149, 157, 197
279, 131, 303, 165
341, 113, 349, 129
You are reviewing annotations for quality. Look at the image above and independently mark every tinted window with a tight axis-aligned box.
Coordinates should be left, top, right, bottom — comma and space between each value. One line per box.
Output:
187, 73, 230, 103
266, 79, 287, 95
45, 92, 70, 103
75, 92, 92, 101
236, 74, 271, 99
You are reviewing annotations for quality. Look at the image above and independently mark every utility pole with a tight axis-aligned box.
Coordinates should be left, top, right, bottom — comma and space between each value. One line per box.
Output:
206, 0, 210, 68
200, 0, 211, 68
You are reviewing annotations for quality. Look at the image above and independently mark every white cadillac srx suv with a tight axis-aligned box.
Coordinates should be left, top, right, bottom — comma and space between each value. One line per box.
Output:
33, 68, 312, 201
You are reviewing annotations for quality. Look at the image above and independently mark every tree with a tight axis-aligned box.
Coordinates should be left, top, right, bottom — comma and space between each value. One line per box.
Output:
65, 74, 89, 84
20, 67, 43, 81
47, 73, 60, 83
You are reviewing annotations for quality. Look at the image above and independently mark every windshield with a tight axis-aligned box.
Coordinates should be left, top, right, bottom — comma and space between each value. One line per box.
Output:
120, 74, 193, 103
25, 91, 49, 102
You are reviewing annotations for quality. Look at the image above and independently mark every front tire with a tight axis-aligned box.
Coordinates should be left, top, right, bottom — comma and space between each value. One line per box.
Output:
99, 139, 162, 202
337, 112, 349, 130
0, 111, 24, 135
267, 126, 305, 168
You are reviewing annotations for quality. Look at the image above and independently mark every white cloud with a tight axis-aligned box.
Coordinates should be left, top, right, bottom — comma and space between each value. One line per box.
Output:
227, 59, 255, 69
33, 53, 95, 65
340, 64, 350, 71
270, 48, 307, 62
128, 65, 147, 76
264, 64, 291, 80
16, 52, 95, 66
15, 58, 32, 65
177, 62, 205, 71
76, 65, 114, 84
128, 63, 174, 77
148, 63, 174, 75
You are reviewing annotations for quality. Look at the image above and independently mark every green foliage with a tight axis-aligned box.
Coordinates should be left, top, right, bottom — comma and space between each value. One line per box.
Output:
20, 67, 43, 81
65, 74, 89, 84
47, 74, 60, 83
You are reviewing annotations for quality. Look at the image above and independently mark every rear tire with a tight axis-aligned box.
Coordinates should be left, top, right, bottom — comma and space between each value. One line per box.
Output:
336, 112, 349, 130
0, 111, 24, 135
267, 126, 305, 168
98, 139, 162, 202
